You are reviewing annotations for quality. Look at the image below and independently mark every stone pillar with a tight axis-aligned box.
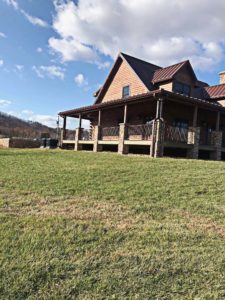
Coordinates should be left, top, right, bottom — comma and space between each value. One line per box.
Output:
210, 131, 222, 160
154, 119, 165, 158
74, 127, 82, 151
118, 123, 128, 154
93, 125, 103, 152
187, 127, 200, 159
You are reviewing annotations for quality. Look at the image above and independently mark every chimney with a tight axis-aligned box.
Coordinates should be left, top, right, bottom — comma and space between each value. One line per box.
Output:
219, 71, 225, 84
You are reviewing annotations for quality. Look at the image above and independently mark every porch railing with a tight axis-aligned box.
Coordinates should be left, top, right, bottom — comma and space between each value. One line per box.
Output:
100, 126, 120, 140
126, 123, 153, 140
164, 125, 188, 143
80, 128, 94, 141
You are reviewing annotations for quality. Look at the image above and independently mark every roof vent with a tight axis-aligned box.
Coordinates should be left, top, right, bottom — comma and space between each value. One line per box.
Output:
219, 71, 225, 84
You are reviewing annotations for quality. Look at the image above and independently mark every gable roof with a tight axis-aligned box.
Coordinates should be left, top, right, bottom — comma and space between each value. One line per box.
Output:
95, 52, 199, 104
95, 52, 161, 104
203, 84, 225, 99
120, 52, 161, 89
152, 60, 197, 83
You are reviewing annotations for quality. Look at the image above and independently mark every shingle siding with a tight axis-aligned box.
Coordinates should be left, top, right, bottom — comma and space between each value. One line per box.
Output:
101, 60, 148, 103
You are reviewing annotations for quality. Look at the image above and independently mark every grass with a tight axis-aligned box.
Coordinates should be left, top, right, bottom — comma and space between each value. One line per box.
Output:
1, 149, 225, 299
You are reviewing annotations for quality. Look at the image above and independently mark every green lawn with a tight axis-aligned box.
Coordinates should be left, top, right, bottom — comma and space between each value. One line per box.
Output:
1, 149, 225, 299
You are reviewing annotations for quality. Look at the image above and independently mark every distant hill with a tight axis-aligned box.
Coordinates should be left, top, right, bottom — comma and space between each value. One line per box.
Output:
0, 111, 60, 139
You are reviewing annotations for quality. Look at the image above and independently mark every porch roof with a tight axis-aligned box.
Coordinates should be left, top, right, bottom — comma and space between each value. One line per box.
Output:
59, 89, 225, 118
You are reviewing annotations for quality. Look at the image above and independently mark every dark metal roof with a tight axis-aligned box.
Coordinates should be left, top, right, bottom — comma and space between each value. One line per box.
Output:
152, 60, 189, 83
59, 90, 163, 117
121, 52, 161, 89
59, 89, 224, 117
203, 84, 225, 99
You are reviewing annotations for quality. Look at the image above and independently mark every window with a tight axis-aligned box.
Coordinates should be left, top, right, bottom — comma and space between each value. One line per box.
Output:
122, 85, 130, 98
175, 82, 191, 96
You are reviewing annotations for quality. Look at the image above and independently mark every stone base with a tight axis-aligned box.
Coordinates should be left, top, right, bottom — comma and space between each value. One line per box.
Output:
210, 149, 222, 161
187, 146, 199, 159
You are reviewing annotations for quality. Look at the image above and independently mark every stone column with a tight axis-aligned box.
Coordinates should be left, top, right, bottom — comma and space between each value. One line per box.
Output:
210, 131, 222, 160
118, 123, 128, 154
93, 125, 102, 152
154, 119, 165, 158
187, 127, 200, 159
74, 127, 82, 151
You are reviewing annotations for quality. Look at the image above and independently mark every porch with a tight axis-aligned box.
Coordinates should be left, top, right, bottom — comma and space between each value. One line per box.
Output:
59, 91, 225, 160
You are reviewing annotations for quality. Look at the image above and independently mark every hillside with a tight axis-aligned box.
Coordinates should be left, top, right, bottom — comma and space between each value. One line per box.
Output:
1, 150, 225, 299
0, 111, 58, 139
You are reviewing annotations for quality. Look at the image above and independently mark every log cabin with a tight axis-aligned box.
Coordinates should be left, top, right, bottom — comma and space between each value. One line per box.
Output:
59, 52, 225, 160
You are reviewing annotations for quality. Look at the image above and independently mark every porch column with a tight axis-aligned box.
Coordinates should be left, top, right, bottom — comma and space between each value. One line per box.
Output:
153, 98, 165, 158
60, 116, 67, 147
187, 127, 200, 159
210, 111, 222, 160
74, 114, 82, 151
93, 110, 103, 152
193, 105, 198, 127
118, 105, 129, 154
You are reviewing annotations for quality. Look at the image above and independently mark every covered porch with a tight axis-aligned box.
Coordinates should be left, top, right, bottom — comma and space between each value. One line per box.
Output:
59, 90, 225, 160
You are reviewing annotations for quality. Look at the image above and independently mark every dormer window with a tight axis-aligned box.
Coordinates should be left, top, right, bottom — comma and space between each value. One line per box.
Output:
175, 82, 191, 96
122, 85, 130, 98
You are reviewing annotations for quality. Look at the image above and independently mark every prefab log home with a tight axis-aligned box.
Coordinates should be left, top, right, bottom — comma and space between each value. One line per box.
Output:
59, 52, 225, 160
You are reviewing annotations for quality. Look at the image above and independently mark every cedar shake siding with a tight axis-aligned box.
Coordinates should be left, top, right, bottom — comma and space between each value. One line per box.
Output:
101, 60, 148, 103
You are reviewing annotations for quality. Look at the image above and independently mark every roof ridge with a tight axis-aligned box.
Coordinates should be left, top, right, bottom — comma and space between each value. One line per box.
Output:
158, 60, 189, 71
120, 52, 162, 69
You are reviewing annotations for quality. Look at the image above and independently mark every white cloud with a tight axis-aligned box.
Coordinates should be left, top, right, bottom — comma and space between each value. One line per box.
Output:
32, 65, 65, 80
0, 99, 12, 108
3, 0, 48, 28
20, 10, 48, 28
0, 60, 4, 66
20, 110, 58, 128
3, 0, 18, 10
74, 73, 88, 87
37, 47, 43, 53
50, 0, 225, 71
0, 32, 6, 38
15, 64, 24, 71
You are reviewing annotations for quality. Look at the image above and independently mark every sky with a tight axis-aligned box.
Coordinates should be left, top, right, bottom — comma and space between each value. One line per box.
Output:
0, 0, 225, 128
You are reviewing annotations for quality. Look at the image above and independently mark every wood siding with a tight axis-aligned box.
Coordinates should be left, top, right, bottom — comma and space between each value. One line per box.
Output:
101, 60, 148, 103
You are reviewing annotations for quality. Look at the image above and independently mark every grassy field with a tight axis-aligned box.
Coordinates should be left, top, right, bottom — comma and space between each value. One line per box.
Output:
1, 149, 225, 299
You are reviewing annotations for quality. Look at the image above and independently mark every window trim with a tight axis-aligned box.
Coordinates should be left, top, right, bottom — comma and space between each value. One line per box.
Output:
122, 85, 130, 98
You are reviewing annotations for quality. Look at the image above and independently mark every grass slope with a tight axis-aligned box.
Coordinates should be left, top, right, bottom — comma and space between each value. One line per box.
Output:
1, 149, 225, 299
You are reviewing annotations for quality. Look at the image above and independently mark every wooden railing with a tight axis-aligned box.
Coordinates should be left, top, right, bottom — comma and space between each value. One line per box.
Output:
80, 128, 94, 141
100, 126, 119, 140
164, 125, 188, 143
126, 123, 153, 140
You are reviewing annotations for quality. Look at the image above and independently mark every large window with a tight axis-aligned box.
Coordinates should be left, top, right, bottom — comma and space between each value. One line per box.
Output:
175, 82, 191, 96
122, 85, 130, 98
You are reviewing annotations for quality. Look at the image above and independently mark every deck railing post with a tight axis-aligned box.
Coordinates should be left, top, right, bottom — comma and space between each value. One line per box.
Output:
210, 131, 222, 160
187, 127, 200, 159
74, 127, 82, 151
153, 119, 165, 157
118, 123, 128, 154
93, 125, 102, 152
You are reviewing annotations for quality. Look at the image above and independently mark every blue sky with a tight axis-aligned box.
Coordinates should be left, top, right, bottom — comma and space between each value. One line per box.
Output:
0, 0, 225, 128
